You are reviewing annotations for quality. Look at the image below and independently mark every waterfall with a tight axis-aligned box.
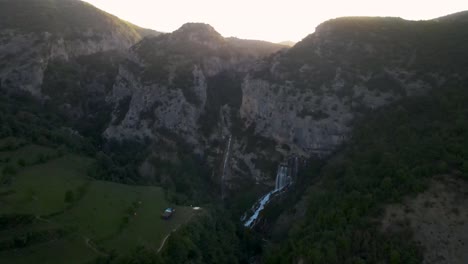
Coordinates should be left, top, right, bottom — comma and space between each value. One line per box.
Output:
275, 165, 290, 191
221, 135, 232, 198
243, 190, 275, 227
243, 164, 291, 228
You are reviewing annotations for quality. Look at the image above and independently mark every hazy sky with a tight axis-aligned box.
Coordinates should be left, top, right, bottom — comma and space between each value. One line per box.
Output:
82, 0, 468, 42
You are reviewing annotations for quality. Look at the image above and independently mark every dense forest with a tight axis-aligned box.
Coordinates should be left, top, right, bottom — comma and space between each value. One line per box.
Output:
0, 90, 237, 263
81, 83, 468, 263
1, 1, 468, 263
2, 41, 468, 264
264, 85, 468, 263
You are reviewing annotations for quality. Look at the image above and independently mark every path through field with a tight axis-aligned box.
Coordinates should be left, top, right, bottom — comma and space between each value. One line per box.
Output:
84, 237, 108, 256
157, 207, 201, 253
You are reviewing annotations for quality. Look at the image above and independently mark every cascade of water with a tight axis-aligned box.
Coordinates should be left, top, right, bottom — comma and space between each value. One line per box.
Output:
275, 166, 290, 191
222, 136, 232, 176
243, 190, 275, 227
243, 164, 292, 228
221, 135, 232, 198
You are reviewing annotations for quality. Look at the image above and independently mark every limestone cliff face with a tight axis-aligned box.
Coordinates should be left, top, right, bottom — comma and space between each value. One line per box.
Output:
102, 23, 287, 190
103, 61, 208, 146
81, 17, 468, 191
0, 31, 50, 96
0, 0, 289, 191
2, 2, 467, 195
0, 30, 142, 96
240, 16, 466, 157
240, 77, 352, 157
0, 0, 156, 96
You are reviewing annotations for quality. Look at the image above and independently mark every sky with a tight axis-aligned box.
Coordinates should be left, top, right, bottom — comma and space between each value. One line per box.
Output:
82, 0, 468, 43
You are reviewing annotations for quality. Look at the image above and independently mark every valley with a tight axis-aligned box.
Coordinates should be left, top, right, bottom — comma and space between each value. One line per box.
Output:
0, 139, 196, 264
0, 0, 467, 263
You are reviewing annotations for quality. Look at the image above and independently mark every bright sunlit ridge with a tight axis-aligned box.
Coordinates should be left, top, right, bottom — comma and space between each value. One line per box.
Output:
82, 0, 468, 42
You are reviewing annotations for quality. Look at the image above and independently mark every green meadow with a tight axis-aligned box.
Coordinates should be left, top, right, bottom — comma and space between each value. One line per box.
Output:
0, 139, 195, 264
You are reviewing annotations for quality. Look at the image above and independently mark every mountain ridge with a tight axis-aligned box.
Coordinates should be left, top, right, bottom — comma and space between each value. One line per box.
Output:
1, 6, 468, 263
0, 0, 160, 39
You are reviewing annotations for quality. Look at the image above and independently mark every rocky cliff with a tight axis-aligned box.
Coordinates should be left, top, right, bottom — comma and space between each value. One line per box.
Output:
102, 14, 468, 193
102, 23, 287, 191
241, 15, 468, 157
0, 0, 159, 96
1, 0, 467, 196
0, 0, 289, 195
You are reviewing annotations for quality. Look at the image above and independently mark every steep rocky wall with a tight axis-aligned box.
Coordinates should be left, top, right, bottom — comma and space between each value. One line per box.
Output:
103, 61, 207, 147
240, 67, 435, 157
3, 14, 467, 195
0, 29, 141, 96
239, 17, 462, 157
100, 17, 468, 191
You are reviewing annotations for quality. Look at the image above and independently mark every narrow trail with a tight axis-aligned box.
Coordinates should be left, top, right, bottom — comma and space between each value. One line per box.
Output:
157, 208, 199, 253
35, 215, 51, 223
84, 237, 108, 256
157, 232, 174, 253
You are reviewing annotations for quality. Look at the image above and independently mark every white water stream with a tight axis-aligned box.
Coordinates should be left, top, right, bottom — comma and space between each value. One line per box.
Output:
243, 164, 290, 228
221, 135, 232, 198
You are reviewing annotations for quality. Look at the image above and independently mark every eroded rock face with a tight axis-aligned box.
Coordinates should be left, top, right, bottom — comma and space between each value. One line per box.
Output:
0, 31, 50, 96
240, 78, 352, 157
239, 16, 467, 157
104, 61, 207, 146
101, 27, 284, 189
0, 0, 156, 96
0, 29, 141, 96
2, 8, 468, 194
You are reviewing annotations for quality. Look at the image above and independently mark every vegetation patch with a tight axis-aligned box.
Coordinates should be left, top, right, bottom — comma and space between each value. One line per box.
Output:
265, 85, 468, 263
0, 142, 195, 263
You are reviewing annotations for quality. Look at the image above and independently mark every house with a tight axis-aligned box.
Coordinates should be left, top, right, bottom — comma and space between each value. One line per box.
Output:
161, 208, 175, 219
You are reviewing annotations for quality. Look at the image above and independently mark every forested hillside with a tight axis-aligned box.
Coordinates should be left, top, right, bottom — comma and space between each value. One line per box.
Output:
0, 91, 202, 264
89, 82, 468, 264
0, 0, 159, 37
1, 0, 468, 263
265, 85, 468, 263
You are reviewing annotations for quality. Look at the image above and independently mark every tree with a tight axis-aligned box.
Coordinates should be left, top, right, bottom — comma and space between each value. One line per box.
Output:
17, 159, 26, 167
64, 190, 75, 204
2, 165, 17, 175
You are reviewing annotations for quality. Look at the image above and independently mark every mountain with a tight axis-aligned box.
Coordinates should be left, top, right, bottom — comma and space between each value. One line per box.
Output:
0, 5, 290, 262
278, 40, 296, 47
433, 10, 468, 22
3, 4, 468, 195
0, 0, 159, 38
241, 14, 468, 158
227, 37, 288, 57
246, 13, 468, 264
1, 0, 291, 193
102, 22, 288, 192
265, 85, 468, 264
0, 0, 160, 96
1, 2, 468, 262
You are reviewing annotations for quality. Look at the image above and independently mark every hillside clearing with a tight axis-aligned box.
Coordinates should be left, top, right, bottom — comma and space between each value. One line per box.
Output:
0, 142, 196, 263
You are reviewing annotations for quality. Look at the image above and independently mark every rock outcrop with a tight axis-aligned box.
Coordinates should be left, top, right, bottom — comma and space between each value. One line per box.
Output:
240, 16, 468, 156
0, 0, 158, 96
102, 23, 287, 191
1, 1, 468, 195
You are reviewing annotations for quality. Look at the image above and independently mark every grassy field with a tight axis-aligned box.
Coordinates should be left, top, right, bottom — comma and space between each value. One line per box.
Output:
0, 139, 196, 263
0, 150, 90, 215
